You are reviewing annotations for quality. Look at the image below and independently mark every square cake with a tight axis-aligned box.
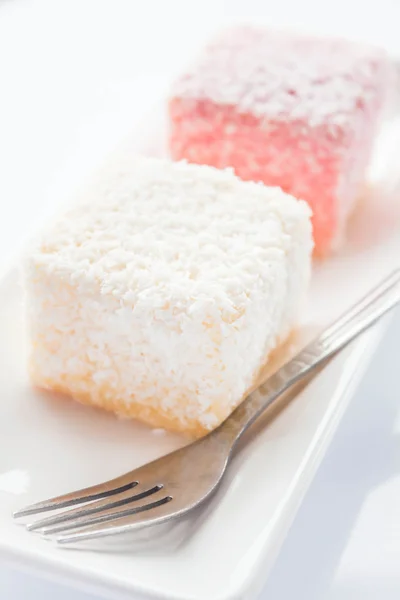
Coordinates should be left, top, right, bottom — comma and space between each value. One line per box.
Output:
25, 157, 312, 436
169, 27, 392, 255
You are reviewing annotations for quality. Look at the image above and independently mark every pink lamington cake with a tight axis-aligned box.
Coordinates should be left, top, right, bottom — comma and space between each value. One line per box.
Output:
169, 27, 392, 255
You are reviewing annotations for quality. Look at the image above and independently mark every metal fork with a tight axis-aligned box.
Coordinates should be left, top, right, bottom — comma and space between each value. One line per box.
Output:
14, 269, 400, 544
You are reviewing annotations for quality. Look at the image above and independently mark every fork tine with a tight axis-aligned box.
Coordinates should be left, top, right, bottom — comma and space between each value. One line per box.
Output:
56, 496, 177, 544
13, 473, 139, 518
43, 493, 171, 536
26, 484, 163, 532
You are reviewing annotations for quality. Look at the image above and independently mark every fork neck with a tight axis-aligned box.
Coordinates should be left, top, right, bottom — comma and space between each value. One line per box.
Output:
211, 369, 295, 447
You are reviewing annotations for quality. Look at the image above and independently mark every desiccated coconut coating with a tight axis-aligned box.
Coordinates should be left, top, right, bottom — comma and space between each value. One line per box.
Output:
24, 156, 312, 436
169, 26, 392, 255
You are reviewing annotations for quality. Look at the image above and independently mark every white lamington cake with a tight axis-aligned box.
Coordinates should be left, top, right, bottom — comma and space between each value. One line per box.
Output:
24, 157, 313, 436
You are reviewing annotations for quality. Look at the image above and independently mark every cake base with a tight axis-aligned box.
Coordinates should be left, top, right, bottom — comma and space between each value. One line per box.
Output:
30, 330, 297, 438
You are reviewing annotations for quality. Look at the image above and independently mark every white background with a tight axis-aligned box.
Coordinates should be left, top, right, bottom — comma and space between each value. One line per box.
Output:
1, 0, 400, 598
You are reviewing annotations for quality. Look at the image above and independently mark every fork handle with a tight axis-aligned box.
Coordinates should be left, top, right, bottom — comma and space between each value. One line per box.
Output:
216, 269, 400, 445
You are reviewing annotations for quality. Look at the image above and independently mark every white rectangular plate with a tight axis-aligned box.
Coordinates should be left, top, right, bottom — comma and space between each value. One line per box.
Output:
1, 95, 400, 600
